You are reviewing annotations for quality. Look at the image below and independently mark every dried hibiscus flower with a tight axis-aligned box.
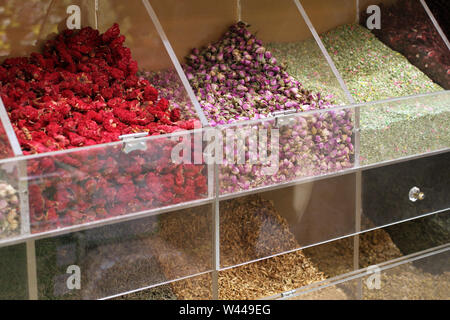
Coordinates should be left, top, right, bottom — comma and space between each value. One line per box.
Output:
0, 23, 207, 233
0, 23, 197, 155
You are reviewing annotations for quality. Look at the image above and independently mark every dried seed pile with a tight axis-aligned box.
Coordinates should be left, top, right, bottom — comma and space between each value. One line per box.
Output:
147, 206, 213, 282
362, 262, 450, 300
34, 215, 177, 300
140, 206, 213, 300
79, 215, 178, 300
219, 195, 298, 267
217, 250, 326, 300
144, 195, 326, 300
299, 214, 450, 300
29, 202, 446, 300
361, 217, 450, 300
80, 239, 168, 299
0, 181, 20, 239
123, 212, 442, 300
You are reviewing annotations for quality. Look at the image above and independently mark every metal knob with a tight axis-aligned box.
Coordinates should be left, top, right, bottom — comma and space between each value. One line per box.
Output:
409, 187, 425, 202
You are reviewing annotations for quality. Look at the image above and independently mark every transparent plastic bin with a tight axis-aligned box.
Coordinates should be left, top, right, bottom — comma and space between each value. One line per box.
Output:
35, 203, 213, 300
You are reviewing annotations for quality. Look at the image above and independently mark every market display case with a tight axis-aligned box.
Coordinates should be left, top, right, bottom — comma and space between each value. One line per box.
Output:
0, 0, 448, 300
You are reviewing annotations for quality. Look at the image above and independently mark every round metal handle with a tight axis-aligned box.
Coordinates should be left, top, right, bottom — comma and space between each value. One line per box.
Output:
409, 187, 425, 202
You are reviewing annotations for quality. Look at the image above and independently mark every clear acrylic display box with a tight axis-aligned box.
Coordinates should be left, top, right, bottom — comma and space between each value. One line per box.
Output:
0, 0, 448, 300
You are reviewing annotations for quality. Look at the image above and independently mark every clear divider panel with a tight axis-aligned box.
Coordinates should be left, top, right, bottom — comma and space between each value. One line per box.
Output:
26, 130, 209, 234
35, 204, 213, 300
151, 0, 350, 128
302, 0, 447, 101
0, 0, 202, 156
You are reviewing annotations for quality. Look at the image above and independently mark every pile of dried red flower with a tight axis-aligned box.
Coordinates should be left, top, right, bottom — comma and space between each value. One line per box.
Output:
27, 140, 207, 232
0, 24, 206, 232
363, 0, 450, 89
0, 23, 197, 154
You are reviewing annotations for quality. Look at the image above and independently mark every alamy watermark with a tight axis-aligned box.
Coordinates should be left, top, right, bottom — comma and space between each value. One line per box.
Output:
66, 265, 81, 290
365, 265, 381, 290
366, 5, 381, 30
